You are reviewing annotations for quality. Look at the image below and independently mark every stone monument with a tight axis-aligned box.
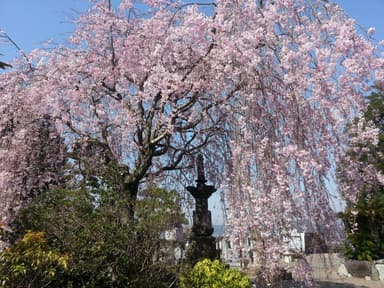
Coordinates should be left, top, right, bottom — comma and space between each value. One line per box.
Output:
186, 154, 220, 264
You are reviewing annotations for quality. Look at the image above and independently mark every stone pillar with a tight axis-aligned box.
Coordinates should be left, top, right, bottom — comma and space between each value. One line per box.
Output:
186, 154, 220, 264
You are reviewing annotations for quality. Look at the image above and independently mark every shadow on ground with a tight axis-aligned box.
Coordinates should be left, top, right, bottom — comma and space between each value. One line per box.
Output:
316, 282, 369, 288
255, 280, 372, 288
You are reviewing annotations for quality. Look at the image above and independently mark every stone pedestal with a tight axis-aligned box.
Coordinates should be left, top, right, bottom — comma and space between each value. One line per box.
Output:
187, 235, 219, 264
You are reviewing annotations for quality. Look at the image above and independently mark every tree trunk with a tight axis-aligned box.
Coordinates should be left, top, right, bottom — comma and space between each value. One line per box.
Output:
123, 180, 139, 220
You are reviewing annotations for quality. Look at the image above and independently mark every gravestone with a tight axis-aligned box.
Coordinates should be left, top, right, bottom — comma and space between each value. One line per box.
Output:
372, 263, 384, 281
376, 264, 384, 281
186, 154, 220, 264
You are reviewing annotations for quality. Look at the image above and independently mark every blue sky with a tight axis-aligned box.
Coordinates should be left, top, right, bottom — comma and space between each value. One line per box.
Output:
334, 0, 384, 42
1, 0, 384, 63
1, 1, 383, 224
0, 0, 89, 61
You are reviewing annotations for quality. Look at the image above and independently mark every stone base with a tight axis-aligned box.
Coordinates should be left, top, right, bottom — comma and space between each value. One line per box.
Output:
344, 260, 371, 278
186, 235, 220, 265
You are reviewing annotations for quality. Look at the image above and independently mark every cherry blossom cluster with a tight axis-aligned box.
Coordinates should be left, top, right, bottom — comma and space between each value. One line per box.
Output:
0, 0, 383, 283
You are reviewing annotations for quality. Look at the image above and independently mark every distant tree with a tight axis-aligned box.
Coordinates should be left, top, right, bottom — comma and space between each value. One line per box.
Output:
339, 89, 384, 261
341, 192, 384, 261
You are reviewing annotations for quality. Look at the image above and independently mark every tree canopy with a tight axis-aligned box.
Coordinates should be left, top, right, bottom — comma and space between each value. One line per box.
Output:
1, 0, 383, 282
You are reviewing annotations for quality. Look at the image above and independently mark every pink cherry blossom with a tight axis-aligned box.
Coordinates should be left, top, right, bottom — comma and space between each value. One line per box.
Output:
1, 0, 383, 284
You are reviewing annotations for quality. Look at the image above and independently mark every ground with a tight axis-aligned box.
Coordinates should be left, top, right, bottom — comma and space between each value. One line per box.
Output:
248, 277, 384, 288
240, 253, 384, 288
317, 278, 384, 288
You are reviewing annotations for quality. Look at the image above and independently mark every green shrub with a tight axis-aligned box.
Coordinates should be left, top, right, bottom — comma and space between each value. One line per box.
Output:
180, 259, 251, 288
4, 187, 185, 287
0, 231, 69, 288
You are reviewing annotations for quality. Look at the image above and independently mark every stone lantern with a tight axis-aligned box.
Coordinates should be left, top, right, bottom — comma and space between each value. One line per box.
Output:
186, 154, 220, 264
